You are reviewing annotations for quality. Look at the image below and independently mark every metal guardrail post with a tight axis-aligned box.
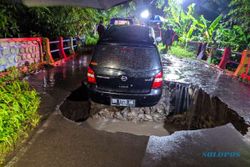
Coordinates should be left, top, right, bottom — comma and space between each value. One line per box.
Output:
58, 36, 76, 61
42, 38, 55, 64
218, 47, 231, 69
240, 59, 250, 82
196, 42, 202, 57
65, 37, 75, 57
197, 43, 207, 60
244, 58, 250, 81
58, 36, 67, 59
234, 50, 250, 77
70, 37, 75, 54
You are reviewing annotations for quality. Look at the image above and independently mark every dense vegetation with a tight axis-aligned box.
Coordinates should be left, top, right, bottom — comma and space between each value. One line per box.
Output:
0, 68, 40, 165
0, 0, 248, 50
169, 45, 196, 58
0, 1, 98, 38
156, 0, 249, 56
0, 0, 135, 45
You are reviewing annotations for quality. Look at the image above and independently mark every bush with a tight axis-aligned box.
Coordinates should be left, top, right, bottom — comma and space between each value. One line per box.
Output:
0, 68, 40, 165
85, 35, 98, 46
169, 45, 196, 58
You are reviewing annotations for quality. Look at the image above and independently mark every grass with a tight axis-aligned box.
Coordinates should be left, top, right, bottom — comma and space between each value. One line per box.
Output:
157, 43, 166, 53
0, 68, 40, 165
169, 44, 196, 58
85, 35, 98, 46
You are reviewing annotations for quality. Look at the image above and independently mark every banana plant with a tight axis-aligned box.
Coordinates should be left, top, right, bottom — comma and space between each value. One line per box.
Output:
196, 15, 222, 44
164, 1, 197, 47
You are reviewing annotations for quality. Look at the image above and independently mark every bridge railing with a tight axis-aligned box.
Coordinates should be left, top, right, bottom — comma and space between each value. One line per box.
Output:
189, 41, 250, 82
236, 50, 250, 82
42, 36, 79, 66
0, 36, 82, 74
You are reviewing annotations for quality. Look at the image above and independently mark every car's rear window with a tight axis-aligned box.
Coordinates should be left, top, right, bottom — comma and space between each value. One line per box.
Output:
92, 45, 161, 71
101, 26, 155, 44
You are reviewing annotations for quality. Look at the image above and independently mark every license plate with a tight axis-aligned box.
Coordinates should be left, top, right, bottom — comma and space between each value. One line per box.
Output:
110, 98, 136, 107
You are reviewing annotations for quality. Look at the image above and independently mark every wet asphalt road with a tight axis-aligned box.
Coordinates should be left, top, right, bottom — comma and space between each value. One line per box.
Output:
7, 55, 250, 167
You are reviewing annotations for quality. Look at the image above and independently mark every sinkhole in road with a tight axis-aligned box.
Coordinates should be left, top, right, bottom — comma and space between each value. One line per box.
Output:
59, 83, 249, 136
165, 82, 249, 135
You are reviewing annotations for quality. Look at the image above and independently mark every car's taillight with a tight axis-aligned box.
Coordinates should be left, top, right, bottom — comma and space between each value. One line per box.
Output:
152, 71, 163, 89
87, 66, 96, 84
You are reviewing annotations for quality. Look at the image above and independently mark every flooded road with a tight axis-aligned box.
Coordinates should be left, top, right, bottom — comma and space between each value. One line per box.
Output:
7, 55, 250, 167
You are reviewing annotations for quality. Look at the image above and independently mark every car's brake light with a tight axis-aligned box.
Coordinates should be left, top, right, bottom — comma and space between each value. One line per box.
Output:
152, 71, 163, 89
87, 66, 96, 84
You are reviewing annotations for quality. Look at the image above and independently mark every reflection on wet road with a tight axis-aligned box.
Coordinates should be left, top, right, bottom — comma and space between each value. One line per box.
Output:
40, 56, 89, 89
9, 55, 250, 167
26, 56, 90, 117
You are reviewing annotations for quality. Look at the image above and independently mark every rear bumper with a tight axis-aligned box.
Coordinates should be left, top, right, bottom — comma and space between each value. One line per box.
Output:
87, 85, 162, 107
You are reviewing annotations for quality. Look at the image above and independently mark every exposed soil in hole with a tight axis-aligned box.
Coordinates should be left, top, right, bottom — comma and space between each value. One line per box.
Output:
59, 83, 249, 136
59, 85, 172, 136
60, 85, 172, 123
89, 87, 171, 123
165, 84, 250, 135
60, 85, 90, 122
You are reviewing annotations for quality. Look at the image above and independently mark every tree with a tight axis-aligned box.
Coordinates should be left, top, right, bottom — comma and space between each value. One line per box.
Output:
161, 0, 198, 47
101, 1, 136, 25
0, 1, 134, 39
215, 25, 249, 51
0, 1, 20, 37
227, 0, 250, 35
195, 15, 222, 44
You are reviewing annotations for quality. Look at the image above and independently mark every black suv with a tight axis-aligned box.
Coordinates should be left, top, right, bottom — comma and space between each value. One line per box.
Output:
87, 25, 163, 107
